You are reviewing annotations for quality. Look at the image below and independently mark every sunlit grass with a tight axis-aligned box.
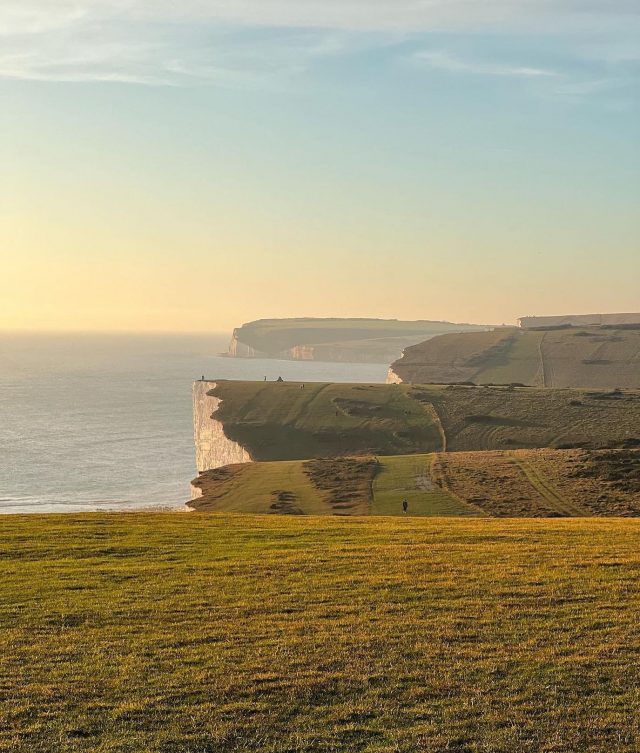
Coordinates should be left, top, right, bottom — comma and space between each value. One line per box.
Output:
2, 514, 640, 752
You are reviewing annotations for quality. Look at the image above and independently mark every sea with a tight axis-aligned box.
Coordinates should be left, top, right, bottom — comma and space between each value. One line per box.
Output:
0, 332, 388, 514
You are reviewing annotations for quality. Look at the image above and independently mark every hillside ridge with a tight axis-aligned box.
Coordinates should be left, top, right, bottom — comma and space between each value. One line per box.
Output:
390, 326, 640, 388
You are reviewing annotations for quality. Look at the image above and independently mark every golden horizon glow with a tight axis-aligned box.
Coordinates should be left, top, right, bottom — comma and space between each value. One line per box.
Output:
2, 4, 638, 332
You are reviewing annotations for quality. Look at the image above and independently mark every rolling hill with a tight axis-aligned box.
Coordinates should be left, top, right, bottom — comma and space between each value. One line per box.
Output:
389, 326, 640, 388
189, 449, 640, 517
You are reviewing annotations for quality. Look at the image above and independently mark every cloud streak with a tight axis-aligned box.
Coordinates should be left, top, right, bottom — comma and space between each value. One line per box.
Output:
0, 14, 363, 87
414, 51, 558, 78
0, 1, 637, 87
2, 1, 638, 34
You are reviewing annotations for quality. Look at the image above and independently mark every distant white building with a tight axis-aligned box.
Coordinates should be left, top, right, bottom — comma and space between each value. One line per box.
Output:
518, 313, 640, 329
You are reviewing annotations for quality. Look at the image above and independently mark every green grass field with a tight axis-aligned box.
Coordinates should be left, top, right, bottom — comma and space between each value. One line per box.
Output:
192, 460, 330, 515
2, 514, 640, 752
190, 450, 640, 517
209, 381, 640, 460
370, 455, 479, 516
211, 382, 444, 460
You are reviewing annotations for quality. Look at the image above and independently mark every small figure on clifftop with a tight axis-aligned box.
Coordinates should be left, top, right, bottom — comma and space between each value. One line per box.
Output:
201, 375, 205, 381
277, 376, 284, 382
402, 499, 408, 514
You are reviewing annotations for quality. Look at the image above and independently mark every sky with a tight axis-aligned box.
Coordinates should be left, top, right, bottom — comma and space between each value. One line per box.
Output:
1, 1, 639, 332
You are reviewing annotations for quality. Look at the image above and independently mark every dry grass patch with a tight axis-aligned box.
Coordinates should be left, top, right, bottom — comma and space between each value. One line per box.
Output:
303, 456, 378, 514
433, 450, 640, 517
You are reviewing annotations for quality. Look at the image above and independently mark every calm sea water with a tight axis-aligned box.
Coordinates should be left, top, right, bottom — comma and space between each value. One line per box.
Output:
0, 333, 387, 514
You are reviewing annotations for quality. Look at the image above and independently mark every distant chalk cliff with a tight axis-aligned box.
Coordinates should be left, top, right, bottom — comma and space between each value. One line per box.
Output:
226, 318, 490, 364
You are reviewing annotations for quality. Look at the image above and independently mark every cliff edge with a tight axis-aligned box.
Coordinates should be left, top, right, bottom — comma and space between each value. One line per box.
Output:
191, 381, 252, 498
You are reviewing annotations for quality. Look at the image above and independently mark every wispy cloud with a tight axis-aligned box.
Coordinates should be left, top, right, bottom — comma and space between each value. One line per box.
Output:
0, 17, 363, 87
414, 50, 558, 78
0, 1, 637, 87
2, 1, 638, 34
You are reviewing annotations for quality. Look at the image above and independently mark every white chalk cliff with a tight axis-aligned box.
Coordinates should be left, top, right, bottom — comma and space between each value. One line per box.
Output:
386, 367, 403, 384
191, 381, 252, 498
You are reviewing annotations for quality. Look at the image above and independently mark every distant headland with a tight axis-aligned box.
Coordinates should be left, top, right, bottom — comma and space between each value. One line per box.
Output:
225, 317, 491, 364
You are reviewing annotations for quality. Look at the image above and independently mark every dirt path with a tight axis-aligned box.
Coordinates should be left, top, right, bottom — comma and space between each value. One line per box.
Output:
424, 401, 448, 452
511, 454, 588, 516
430, 454, 487, 516
304, 382, 332, 413
537, 333, 550, 388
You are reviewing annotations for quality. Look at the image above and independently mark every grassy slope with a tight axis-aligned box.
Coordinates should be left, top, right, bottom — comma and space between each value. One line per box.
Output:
190, 450, 640, 517
3, 514, 640, 753
191, 460, 332, 515
212, 382, 444, 460
422, 385, 640, 452
192, 457, 377, 515
211, 381, 640, 460
191, 455, 482, 517
474, 330, 543, 385
392, 327, 640, 389
435, 449, 640, 517
370, 455, 481, 516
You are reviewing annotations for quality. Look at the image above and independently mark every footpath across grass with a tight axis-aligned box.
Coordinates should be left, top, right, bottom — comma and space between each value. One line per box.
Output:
2, 514, 640, 752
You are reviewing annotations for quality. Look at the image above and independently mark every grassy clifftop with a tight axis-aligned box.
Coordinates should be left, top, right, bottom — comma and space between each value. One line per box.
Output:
391, 326, 640, 388
190, 449, 640, 517
210, 381, 444, 459
210, 381, 640, 459
3, 514, 640, 752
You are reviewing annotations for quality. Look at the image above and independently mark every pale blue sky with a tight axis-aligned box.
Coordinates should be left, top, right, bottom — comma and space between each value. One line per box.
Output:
1, 1, 638, 330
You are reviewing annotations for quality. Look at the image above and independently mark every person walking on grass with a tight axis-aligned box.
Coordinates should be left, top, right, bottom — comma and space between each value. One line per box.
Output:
402, 499, 408, 514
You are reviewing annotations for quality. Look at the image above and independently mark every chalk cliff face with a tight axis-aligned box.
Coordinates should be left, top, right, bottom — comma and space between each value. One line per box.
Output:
386, 367, 403, 384
191, 381, 252, 498
288, 345, 315, 360
228, 334, 262, 358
